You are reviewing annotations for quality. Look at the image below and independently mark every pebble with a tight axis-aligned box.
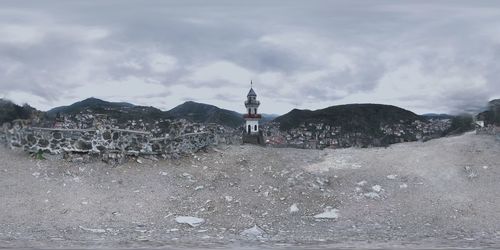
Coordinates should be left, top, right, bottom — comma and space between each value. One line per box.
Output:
289, 203, 299, 213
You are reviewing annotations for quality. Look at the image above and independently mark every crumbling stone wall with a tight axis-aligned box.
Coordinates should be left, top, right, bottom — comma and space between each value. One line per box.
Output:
0, 122, 223, 159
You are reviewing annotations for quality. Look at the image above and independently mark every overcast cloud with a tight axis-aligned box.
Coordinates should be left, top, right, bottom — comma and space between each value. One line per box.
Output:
0, 0, 499, 115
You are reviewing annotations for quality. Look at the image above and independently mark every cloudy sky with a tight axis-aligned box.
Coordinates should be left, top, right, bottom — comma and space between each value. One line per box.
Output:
1, 0, 499, 115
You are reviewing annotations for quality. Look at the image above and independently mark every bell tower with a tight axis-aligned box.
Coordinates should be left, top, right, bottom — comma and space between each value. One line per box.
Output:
242, 81, 265, 145
243, 81, 261, 134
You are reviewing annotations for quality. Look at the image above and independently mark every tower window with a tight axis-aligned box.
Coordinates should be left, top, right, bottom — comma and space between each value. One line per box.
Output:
254, 125, 258, 131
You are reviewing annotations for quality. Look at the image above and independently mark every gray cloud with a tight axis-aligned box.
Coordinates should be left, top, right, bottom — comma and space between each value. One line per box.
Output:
0, 0, 499, 115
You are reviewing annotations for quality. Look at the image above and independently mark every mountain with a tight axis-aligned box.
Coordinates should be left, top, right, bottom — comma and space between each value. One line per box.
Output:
0, 99, 40, 124
47, 97, 170, 122
274, 103, 424, 133
260, 114, 280, 124
167, 101, 244, 128
477, 99, 500, 125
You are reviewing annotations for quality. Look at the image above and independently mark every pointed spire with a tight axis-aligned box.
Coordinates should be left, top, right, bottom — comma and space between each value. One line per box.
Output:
247, 80, 257, 97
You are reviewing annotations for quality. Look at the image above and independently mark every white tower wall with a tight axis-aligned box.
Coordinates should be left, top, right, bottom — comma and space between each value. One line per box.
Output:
245, 120, 259, 134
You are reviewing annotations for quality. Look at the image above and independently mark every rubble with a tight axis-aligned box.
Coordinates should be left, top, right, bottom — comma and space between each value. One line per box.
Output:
0, 132, 499, 248
175, 216, 205, 227
79, 226, 106, 234
313, 207, 340, 219
241, 225, 266, 238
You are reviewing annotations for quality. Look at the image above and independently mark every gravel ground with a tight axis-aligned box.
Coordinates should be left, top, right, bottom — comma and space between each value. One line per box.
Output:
0, 132, 499, 249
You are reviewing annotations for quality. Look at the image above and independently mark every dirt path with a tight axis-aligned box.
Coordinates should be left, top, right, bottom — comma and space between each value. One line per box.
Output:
0, 132, 499, 249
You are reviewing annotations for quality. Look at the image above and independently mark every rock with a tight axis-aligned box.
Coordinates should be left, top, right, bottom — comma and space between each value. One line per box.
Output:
73, 157, 84, 163
372, 185, 383, 192
313, 207, 339, 219
52, 132, 62, 140
224, 196, 233, 202
38, 139, 50, 147
357, 180, 367, 186
79, 226, 106, 233
399, 183, 408, 189
464, 166, 478, 179
364, 192, 380, 199
289, 203, 299, 213
194, 185, 204, 191
74, 140, 92, 151
241, 225, 266, 238
387, 174, 397, 180
175, 216, 205, 227
102, 131, 112, 140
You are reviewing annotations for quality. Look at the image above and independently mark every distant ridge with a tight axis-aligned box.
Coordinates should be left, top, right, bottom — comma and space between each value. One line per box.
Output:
167, 101, 244, 128
274, 103, 424, 133
47, 97, 169, 122
8, 97, 498, 131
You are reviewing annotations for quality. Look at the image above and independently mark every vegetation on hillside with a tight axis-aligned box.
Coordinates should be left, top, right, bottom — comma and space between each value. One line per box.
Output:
274, 104, 424, 135
46, 97, 171, 123
0, 99, 37, 124
168, 101, 244, 128
444, 114, 474, 135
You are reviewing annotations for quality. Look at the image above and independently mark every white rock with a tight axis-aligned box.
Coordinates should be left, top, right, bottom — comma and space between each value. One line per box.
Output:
399, 183, 408, 189
224, 196, 233, 202
387, 174, 397, 180
194, 185, 204, 191
175, 216, 205, 227
289, 203, 299, 213
241, 225, 266, 237
79, 226, 106, 233
159, 171, 168, 176
136, 159, 143, 164
356, 180, 367, 186
32, 172, 40, 178
364, 192, 380, 199
313, 207, 339, 219
372, 185, 383, 192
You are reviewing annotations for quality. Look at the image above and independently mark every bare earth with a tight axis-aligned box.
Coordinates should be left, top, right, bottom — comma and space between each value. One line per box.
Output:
1, 132, 499, 249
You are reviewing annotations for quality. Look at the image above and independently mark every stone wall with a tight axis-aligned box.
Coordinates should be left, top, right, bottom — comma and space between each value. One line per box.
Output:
0, 122, 227, 159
